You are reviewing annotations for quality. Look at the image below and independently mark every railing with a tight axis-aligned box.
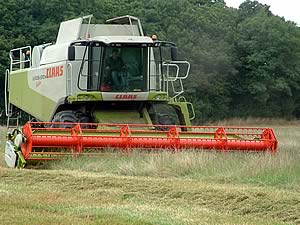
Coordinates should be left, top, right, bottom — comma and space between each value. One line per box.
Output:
66, 63, 73, 95
177, 96, 195, 121
5, 67, 21, 129
149, 60, 190, 96
149, 59, 194, 120
162, 60, 190, 99
9, 46, 32, 71
4, 69, 11, 117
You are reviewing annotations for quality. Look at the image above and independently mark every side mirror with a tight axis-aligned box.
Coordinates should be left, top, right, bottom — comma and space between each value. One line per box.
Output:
68, 46, 75, 61
171, 46, 178, 61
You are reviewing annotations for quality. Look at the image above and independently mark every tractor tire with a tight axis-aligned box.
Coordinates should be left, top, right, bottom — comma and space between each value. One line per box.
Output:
51, 110, 90, 128
157, 114, 175, 126
156, 113, 176, 131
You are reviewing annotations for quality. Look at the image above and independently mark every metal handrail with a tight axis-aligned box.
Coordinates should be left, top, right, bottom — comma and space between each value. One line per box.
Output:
9, 46, 32, 71
163, 60, 190, 99
171, 79, 184, 99
66, 63, 73, 95
187, 102, 195, 120
169, 61, 190, 79
162, 62, 179, 82
4, 69, 11, 117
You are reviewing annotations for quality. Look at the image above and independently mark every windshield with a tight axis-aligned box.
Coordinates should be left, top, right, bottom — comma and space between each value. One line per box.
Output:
79, 45, 148, 92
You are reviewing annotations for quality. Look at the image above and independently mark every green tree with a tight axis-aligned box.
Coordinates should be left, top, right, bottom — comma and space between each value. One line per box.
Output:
231, 1, 300, 117
0, 0, 299, 123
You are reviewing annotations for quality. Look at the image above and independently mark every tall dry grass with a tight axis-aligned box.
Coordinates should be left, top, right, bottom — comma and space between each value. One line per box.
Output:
44, 126, 300, 187
208, 117, 300, 127
1, 121, 299, 187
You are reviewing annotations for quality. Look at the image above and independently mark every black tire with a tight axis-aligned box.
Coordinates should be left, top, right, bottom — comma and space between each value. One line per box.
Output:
51, 110, 90, 128
157, 114, 175, 126
156, 114, 176, 131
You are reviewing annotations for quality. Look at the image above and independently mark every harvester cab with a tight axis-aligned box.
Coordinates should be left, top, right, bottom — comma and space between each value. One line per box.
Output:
4, 15, 277, 168
6, 15, 193, 127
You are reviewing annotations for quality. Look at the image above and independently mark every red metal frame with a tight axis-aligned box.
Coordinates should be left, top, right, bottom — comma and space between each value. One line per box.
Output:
20, 122, 278, 160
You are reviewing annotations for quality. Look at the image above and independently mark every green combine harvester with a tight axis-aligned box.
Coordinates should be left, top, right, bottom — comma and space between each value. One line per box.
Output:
4, 15, 277, 168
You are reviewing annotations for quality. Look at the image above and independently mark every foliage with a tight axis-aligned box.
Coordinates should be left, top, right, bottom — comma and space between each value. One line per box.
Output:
0, 0, 299, 122
230, 1, 300, 118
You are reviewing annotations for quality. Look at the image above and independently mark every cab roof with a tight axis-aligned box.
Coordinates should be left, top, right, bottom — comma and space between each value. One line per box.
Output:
89, 36, 153, 44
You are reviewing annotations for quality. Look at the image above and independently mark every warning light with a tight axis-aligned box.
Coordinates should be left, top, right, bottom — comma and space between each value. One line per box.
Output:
151, 34, 158, 40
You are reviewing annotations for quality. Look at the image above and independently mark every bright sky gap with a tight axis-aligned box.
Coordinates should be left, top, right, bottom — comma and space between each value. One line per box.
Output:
225, 0, 300, 25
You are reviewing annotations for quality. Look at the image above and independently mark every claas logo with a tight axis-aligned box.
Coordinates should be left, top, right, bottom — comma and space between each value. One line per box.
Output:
115, 94, 137, 99
46, 66, 64, 78
32, 65, 64, 83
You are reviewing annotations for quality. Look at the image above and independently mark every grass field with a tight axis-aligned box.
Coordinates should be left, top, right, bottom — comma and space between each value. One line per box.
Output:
0, 122, 299, 225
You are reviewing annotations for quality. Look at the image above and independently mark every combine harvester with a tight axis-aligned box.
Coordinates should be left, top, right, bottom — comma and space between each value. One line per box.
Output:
4, 15, 277, 168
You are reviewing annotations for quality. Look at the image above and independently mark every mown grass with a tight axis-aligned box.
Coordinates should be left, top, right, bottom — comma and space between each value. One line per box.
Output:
0, 122, 300, 224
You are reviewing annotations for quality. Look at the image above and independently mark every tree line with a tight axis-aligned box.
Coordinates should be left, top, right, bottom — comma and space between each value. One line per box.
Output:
0, 0, 299, 123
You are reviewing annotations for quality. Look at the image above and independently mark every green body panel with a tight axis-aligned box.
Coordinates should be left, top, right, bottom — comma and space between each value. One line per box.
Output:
93, 108, 152, 124
168, 101, 192, 126
55, 91, 192, 126
147, 92, 168, 101
67, 91, 168, 103
16, 151, 26, 168
67, 92, 103, 103
9, 70, 57, 121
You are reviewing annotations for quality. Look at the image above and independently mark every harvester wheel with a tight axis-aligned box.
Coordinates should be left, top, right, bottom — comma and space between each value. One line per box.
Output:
156, 113, 176, 131
51, 110, 90, 128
